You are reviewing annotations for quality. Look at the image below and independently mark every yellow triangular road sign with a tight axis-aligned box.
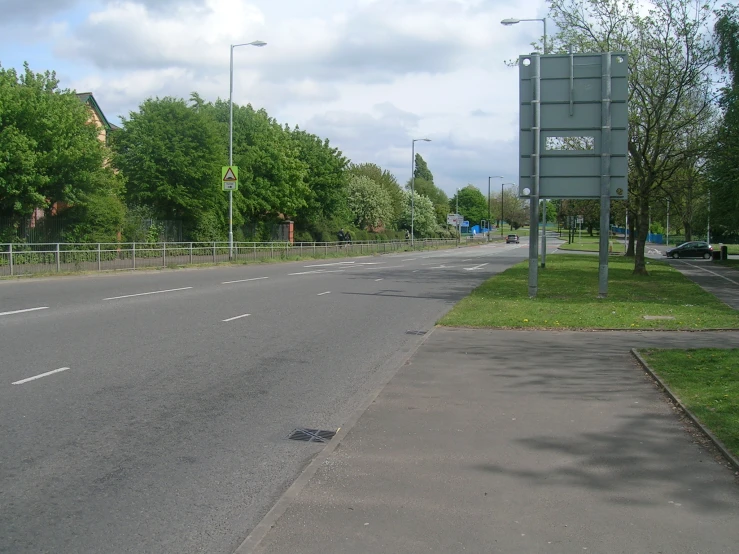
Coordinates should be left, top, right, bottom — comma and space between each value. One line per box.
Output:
223, 167, 237, 181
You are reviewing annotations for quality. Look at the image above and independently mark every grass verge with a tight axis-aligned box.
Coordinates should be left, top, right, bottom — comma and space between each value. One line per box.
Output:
640, 348, 739, 458
439, 253, 739, 330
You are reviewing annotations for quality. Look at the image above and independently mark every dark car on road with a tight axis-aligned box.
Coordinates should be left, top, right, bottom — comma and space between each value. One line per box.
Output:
506, 234, 520, 244
665, 241, 713, 259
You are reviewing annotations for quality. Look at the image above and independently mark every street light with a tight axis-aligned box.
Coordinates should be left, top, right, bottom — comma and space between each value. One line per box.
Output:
501, 17, 547, 266
488, 176, 503, 241
411, 138, 431, 248
229, 40, 266, 259
500, 17, 547, 54
501, 182, 517, 237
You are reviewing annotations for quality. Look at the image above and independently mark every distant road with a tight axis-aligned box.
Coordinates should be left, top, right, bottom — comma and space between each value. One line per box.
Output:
0, 242, 529, 553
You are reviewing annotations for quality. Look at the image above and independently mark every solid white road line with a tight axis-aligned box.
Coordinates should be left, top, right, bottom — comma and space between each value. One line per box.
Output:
375, 279, 384, 282
223, 313, 251, 322
104, 287, 193, 301
222, 277, 269, 284
681, 261, 739, 285
317, 291, 331, 296
13, 367, 70, 385
0, 306, 49, 317
289, 269, 346, 276
303, 261, 355, 268
401, 258, 417, 261
464, 263, 489, 271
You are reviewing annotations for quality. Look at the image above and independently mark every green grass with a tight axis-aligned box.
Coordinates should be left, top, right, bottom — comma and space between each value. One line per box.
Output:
439, 253, 739, 330
640, 348, 739, 457
557, 235, 627, 253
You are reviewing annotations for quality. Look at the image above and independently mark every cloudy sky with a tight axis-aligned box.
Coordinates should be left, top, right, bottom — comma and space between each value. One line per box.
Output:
0, 0, 548, 196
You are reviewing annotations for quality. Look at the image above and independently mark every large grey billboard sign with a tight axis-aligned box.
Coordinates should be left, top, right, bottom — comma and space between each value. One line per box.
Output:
519, 52, 628, 199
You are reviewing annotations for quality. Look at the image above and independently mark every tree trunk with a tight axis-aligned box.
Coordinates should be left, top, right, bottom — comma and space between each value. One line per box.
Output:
626, 208, 636, 256
633, 193, 651, 275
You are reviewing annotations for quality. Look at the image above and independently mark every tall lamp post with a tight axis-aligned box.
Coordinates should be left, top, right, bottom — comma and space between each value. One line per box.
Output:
411, 138, 431, 248
501, 16, 549, 267
501, 182, 517, 237
488, 176, 503, 240
229, 40, 266, 259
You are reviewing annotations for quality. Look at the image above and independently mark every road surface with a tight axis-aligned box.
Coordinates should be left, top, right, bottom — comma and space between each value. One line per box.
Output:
0, 241, 529, 554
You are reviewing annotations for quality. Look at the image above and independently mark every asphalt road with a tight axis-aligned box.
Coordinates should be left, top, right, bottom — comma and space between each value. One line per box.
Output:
0, 241, 529, 554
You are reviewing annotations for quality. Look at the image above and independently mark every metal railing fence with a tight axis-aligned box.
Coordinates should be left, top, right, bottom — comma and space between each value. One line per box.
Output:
0, 238, 468, 276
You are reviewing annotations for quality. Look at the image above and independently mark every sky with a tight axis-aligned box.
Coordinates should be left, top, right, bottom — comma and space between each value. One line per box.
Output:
0, 0, 549, 197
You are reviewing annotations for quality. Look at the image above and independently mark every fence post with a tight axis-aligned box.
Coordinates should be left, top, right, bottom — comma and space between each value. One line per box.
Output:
163, 242, 167, 267
9, 243, 13, 276
97, 243, 101, 271
133, 242, 136, 269
56, 243, 60, 272
271, 244, 274, 258
213, 242, 216, 263
190, 242, 193, 265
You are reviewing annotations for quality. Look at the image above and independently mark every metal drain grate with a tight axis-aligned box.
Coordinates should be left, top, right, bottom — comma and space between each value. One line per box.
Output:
287, 428, 337, 443
405, 330, 427, 336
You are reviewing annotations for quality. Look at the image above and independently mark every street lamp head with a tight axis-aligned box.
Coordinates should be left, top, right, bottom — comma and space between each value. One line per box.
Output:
501, 18, 520, 25
234, 40, 267, 48
413, 138, 431, 143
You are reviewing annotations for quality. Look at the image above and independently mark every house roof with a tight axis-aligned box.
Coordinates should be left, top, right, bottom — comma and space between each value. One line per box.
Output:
76, 92, 112, 131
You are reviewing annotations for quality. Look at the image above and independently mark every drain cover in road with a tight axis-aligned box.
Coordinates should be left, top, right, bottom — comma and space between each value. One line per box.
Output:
287, 428, 337, 443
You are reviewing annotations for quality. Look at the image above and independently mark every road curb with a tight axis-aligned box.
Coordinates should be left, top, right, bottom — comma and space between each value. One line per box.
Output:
233, 329, 436, 554
631, 348, 739, 473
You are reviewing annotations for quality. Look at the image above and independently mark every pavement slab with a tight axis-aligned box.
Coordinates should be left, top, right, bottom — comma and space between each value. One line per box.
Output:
253, 328, 739, 554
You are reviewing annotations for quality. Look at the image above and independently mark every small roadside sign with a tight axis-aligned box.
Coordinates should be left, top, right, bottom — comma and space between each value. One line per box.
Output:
222, 166, 239, 191
447, 213, 463, 226
577, 215, 584, 224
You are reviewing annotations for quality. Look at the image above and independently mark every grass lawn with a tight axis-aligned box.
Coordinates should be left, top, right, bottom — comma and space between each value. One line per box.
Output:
557, 235, 628, 253
639, 348, 739, 458
439, 253, 739, 330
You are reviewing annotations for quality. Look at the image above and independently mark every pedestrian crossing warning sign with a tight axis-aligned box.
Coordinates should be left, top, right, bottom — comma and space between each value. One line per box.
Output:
222, 166, 238, 191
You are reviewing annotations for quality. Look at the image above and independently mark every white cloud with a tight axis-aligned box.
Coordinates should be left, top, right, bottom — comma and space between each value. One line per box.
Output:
14, 0, 552, 193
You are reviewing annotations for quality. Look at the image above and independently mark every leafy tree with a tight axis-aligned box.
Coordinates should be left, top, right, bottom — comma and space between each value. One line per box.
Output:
347, 175, 394, 230
0, 63, 117, 228
348, 163, 403, 227
292, 127, 349, 227
413, 153, 434, 183
61, 169, 126, 242
450, 185, 488, 226
708, 4, 739, 240
113, 96, 226, 240
559, 199, 600, 235
204, 100, 309, 226
548, 0, 716, 274
398, 190, 437, 237
411, 177, 449, 225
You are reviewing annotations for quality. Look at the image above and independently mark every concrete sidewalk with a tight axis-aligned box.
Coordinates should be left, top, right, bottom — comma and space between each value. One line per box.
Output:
245, 329, 739, 554
668, 259, 739, 310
